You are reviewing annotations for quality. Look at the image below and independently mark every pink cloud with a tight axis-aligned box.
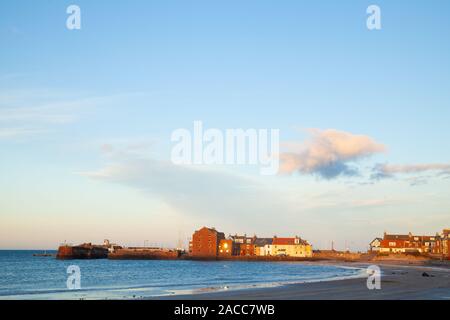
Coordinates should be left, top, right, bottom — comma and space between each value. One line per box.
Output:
280, 129, 386, 179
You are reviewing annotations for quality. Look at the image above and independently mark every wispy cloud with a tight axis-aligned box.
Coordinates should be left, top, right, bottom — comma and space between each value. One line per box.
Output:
80, 158, 293, 222
372, 163, 450, 180
0, 127, 44, 139
0, 90, 139, 140
0, 91, 105, 123
0, 106, 77, 124
280, 129, 385, 179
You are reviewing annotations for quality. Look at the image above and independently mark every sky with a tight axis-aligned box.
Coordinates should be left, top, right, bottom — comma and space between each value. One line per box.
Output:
1, 0, 450, 250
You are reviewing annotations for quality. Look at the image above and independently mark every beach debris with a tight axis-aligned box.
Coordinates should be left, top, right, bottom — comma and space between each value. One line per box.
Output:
422, 272, 430, 277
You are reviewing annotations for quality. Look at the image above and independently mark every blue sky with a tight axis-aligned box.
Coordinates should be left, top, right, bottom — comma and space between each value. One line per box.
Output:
1, 0, 450, 250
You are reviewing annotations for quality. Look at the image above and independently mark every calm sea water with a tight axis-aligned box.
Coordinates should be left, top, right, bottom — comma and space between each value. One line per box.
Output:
0, 250, 363, 300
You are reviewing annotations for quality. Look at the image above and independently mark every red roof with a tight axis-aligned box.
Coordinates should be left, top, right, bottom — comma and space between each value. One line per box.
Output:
384, 234, 410, 241
381, 239, 406, 248
273, 238, 297, 245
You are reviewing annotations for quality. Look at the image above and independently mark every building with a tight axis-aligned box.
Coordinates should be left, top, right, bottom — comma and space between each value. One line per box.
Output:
422, 235, 440, 254
438, 229, 450, 260
379, 233, 410, 253
272, 237, 312, 258
229, 234, 257, 256
191, 227, 225, 257
189, 227, 314, 259
218, 239, 233, 257
188, 240, 193, 255
379, 232, 440, 254
103, 239, 122, 253
254, 238, 273, 256
369, 238, 382, 252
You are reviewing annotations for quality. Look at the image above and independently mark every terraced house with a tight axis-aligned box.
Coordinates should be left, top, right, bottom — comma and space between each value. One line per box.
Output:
190, 227, 313, 258
229, 234, 257, 256
379, 229, 450, 259
437, 229, 450, 260
254, 238, 273, 256
271, 237, 313, 258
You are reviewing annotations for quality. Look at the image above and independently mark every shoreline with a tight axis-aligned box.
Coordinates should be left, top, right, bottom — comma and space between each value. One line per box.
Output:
157, 261, 450, 300
160, 263, 367, 299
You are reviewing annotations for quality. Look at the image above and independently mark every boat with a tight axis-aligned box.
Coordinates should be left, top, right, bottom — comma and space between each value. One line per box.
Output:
33, 251, 54, 257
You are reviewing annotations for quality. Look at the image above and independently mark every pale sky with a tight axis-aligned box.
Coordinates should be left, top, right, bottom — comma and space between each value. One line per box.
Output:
1, 0, 450, 250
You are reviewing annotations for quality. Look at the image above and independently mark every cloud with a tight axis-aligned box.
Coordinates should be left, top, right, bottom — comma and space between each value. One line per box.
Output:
0, 90, 143, 140
280, 129, 385, 179
0, 92, 106, 124
372, 163, 450, 180
298, 194, 399, 211
0, 106, 76, 124
80, 157, 294, 222
405, 176, 429, 187
0, 127, 45, 139
0, 90, 89, 140
97, 138, 156, 158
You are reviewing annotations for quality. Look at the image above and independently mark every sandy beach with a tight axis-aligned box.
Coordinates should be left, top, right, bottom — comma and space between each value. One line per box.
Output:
160, 262, 450, 300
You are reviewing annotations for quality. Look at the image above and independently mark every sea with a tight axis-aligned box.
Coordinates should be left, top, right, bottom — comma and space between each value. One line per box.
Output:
0, 250, 364, 300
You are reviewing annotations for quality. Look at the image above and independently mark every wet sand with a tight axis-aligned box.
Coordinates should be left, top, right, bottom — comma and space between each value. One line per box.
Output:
160, 263, 450, 300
